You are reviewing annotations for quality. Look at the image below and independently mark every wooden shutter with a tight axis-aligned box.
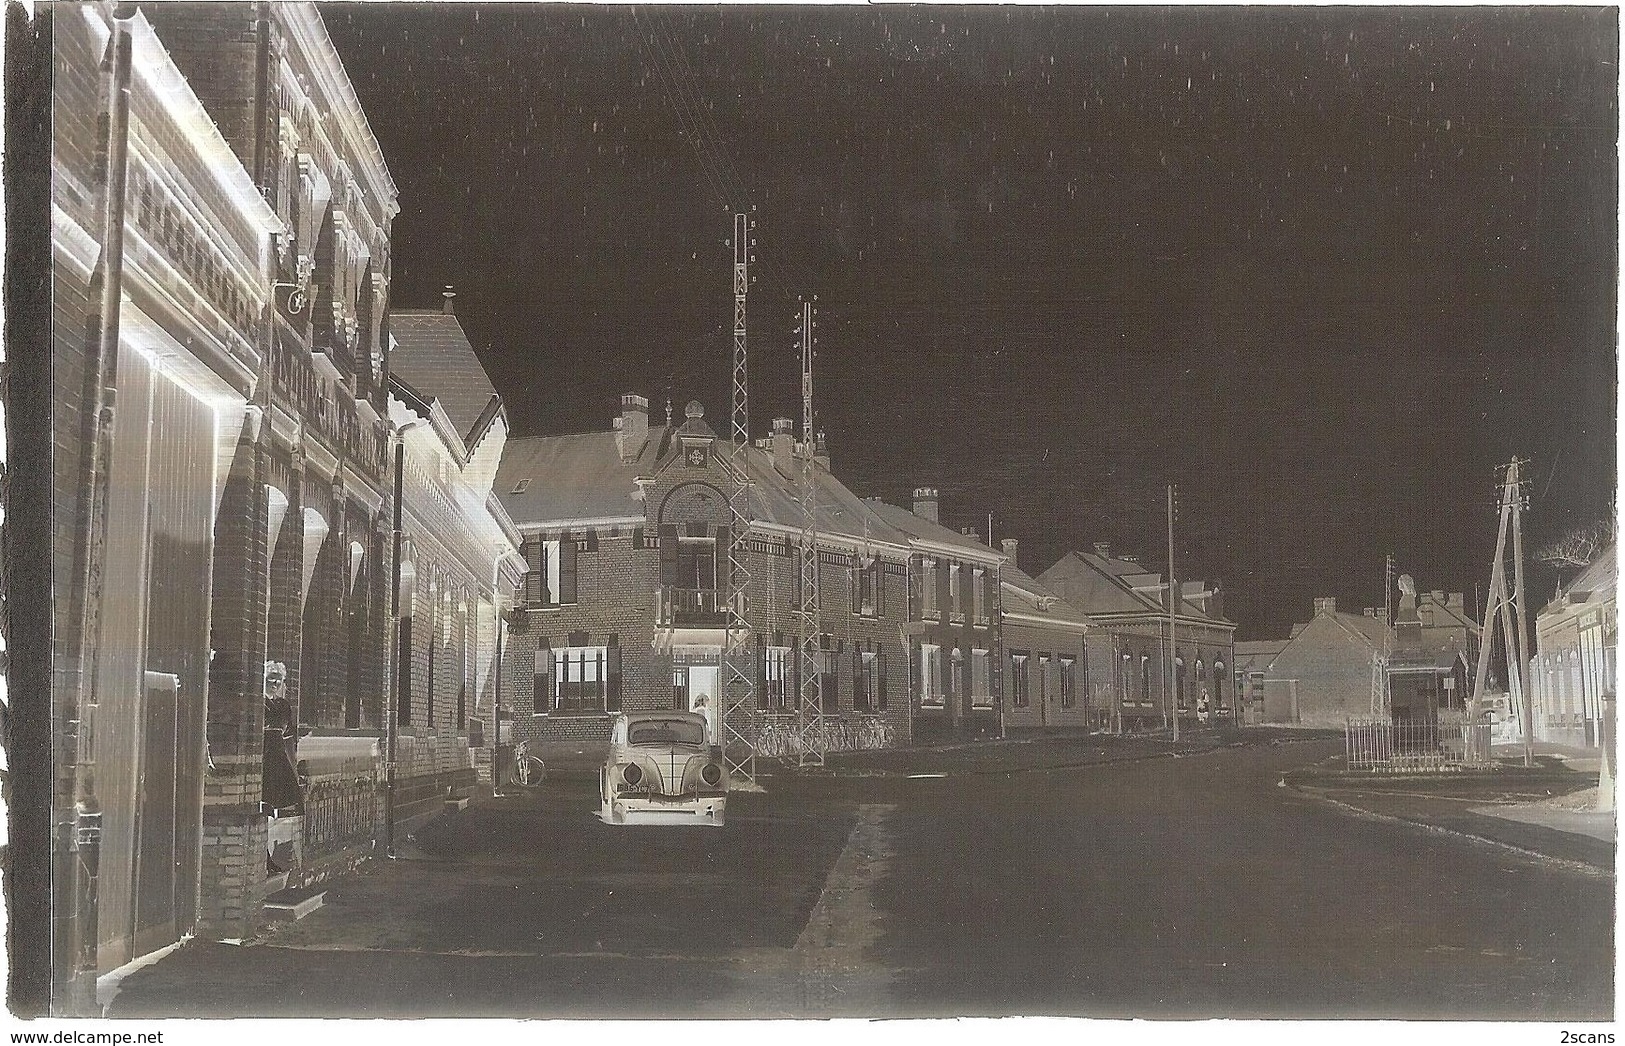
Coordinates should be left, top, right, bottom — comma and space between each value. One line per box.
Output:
523, 538, 543, 605
559, 537, 578, 604
789, 642, 802, 711
659, 524, 679, 586
936, 560, 950, 620
755, 634, 767, 710
877, 650, 888, 711
605, 636, 621, 712
851, 647, 865, 710
851, 555, 862, 614
908, 559, 922, 619
533, 636, 552, 715
876, 562, 886, 617
908, 639, 922, 707
983, 569, 996, 619
820, 635, 838, 712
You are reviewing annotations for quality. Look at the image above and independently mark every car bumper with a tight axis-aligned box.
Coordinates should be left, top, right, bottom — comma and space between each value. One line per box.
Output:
598, 793, 727, 826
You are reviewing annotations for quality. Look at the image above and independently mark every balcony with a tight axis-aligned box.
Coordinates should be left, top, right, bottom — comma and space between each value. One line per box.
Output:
656, 587, 731, 628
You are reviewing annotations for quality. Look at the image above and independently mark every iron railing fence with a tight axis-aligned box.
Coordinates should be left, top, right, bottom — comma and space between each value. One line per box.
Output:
1345, 716, 1492, 773
301, 773, 380, 861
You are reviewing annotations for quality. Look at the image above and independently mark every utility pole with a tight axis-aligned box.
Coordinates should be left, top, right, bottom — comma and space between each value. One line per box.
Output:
1168, 484, 1179, 743
795, 297, 825, 767
1471, 458, 1534, 767
721, 211, 758, 783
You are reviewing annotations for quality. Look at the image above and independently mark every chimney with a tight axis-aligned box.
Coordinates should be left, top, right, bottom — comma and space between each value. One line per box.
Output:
1447, 592, 1464, 611
813, 430, 830, 470
1313, 597, 1337, 616
615, 393, 649, 463
912, 487, 939, 524
442, 285, 457, 315
772, 417, 794, 474
1093, 542, 1112, 560
1001, 538, 1019, 567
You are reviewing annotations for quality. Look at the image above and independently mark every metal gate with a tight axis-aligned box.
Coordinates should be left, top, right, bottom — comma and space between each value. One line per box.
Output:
1346, 716, 1493, 772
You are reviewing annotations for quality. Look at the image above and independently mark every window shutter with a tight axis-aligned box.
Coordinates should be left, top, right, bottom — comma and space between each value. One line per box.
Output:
820, 635, 837, 712
659, 524, 679, 586
935, 560, 950, 619
523, 538, 543, 605
877, 650, 888, 711
909, 639, 922, 706
983, 569, 996, 618
632, 527, 645, 550
909, 559, 922, 619
534, 636, 553, 715
755, 634, 767, 710
851, 555, 862, 614
851, 648, 864, 710
876, 563, 886, 617
584, 530, 599, 553
559, 538, 578, 604
790, 643, 802, 711
605, 635, 621, 712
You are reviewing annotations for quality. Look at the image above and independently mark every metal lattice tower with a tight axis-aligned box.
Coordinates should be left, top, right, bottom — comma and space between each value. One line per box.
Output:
721, 211, 757, 784
1470, 458, 1534, 766
795, 297, 825, 767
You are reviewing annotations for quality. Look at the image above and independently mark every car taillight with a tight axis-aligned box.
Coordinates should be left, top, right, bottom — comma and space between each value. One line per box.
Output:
621, 763, 643, 787
700, 762, 722, 787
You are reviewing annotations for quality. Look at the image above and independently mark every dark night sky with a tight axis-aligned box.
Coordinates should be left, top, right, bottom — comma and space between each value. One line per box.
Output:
324, 4, 1617, 639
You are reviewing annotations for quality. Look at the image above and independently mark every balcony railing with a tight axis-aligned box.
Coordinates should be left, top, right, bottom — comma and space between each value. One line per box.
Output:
656, 587, 730, 628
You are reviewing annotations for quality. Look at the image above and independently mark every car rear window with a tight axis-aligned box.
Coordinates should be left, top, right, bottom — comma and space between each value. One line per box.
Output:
628, 720, 706, 747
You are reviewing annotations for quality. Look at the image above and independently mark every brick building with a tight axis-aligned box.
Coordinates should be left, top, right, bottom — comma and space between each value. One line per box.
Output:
1239, 588, 1476, 727
493, 400, 1016, 764
1530, 543, 1616, 749
51, 2, 398, 998
994, 541, 1096, 734
1038, 544, 1237, 731
866, 492, 1007, 743
387, 304, 526, 809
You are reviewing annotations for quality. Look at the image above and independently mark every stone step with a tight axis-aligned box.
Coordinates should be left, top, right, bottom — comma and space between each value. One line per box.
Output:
262, 886, 326, 922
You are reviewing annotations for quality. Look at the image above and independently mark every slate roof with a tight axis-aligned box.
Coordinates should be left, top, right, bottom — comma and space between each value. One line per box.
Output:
863, 499, 1002, 560
1038, 551, 1234, 625
390, 311, 501, 448
496, 428, 668, 525
1001, 563, 1092, 627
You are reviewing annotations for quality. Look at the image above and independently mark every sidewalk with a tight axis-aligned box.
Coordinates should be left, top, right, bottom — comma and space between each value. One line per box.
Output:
765, 725, 1339, 778
1283, 752, 1615, 874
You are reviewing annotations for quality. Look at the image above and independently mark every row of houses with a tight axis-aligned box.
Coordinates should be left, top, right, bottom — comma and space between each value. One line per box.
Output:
49, 0, 1240, 1006
1235, 551, 1615, 753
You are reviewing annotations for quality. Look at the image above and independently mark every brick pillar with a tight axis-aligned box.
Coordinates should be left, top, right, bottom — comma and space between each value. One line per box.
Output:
268, 452, 303, 716
198, 415, 270, 940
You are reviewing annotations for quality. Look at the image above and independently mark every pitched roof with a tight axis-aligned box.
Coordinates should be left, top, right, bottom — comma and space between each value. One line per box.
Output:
390, 311, 501, 448
1558, 542, 1616, 605
1038, 550, 1234, 625
863, 499, 1002, 560
496, 428, 668, 525
1001, 563, 1092, 627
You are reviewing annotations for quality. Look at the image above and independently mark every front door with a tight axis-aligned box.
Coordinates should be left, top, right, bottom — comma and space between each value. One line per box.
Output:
131, 671, 182, 959
686, 665, 721, 740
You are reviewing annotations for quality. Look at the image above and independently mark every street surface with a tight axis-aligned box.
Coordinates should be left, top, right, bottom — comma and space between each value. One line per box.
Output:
108, 734, 1612, 1019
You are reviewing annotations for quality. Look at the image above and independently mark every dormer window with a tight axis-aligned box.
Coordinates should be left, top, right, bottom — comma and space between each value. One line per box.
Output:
510, 478, 530, 495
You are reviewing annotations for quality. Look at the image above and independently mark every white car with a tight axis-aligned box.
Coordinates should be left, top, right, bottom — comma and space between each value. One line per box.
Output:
598, 710, 727, 826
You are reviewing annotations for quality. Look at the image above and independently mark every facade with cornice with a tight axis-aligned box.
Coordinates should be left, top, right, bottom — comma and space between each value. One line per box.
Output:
51, 2, 399, 995
493, 399, 1011, 763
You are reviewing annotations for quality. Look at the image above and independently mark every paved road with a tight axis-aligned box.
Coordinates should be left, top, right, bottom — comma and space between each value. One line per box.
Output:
108, 736, 1612, 1019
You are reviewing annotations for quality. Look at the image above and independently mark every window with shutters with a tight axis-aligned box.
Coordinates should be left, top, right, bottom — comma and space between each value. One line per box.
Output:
949, 648, 964, 703
553, 646, 607, 713
1010, 651, 1031, 708
920, 559, 938, 619
971, 649, 993, 707
765, 647, 790, 709
920, 644, 943, 705
857, 559, 879, 617
1060, 656, 1077, 708
948, 565, 964, 622
1037, 654, 1052, 707
522, 538, 578, 607
854, 650, 877, 711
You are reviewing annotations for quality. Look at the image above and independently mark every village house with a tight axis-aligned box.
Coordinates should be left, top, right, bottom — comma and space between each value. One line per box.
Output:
494, 398, 948, 766
1529, 543, 1616, 749
1038, 544, 1238, 731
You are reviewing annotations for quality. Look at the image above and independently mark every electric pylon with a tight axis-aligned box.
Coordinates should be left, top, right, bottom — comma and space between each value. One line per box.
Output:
794, 297, 825, 767
721, 211, 757, 784
1470, 458, 1534, 766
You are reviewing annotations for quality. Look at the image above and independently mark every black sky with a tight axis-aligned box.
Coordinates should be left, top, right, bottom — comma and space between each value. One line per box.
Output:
325, 4, 1618, 638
